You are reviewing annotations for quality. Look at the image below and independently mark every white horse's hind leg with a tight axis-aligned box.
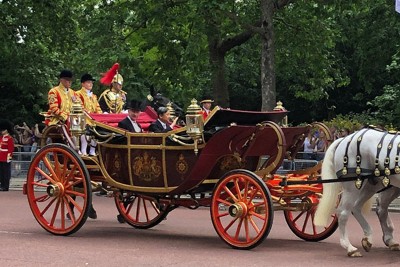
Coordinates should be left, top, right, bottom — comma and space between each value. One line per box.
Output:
350, 187, 376, 253
337, 189, 362, 257
376, 186, 400, 251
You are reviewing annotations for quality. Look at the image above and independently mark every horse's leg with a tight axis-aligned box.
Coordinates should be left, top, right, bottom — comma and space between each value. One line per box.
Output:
376, 186, 400, 251
337, 188, 362, 257
350, 184, 377, 253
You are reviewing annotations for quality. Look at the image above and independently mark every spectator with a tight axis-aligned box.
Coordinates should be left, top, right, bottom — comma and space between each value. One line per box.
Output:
340, 128, 350, 138
303, 131, 317, 160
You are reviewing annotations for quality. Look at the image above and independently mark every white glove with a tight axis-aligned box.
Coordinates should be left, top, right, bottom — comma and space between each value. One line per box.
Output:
7, 153, 12, 163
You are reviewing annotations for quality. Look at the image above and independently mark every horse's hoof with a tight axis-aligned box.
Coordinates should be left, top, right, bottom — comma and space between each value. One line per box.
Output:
362, 237, 372, 252
389, 243, 400, 251
348, 250, 363, 257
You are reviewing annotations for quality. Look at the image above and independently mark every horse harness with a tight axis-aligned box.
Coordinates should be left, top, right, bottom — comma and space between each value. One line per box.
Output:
340, 127, 400, 189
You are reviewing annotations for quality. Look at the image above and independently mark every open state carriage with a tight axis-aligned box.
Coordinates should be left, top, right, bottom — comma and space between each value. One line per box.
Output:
24, 99, 337, 249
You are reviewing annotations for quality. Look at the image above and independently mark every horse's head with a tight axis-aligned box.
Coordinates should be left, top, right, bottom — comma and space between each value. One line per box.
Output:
146, 92, 185, 123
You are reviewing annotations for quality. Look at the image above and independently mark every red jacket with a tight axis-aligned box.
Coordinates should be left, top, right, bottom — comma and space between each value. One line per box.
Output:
0, 134, 14, 162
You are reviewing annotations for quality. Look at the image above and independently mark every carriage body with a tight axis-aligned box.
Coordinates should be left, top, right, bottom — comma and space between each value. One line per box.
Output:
24, 104, 338, 249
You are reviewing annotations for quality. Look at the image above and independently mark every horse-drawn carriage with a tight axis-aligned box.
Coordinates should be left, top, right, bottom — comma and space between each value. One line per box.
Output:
24, 99, 337, 249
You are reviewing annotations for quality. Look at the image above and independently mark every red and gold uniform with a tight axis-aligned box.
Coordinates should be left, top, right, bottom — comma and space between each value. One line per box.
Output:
47, 83, 77, 125
76, 88, 102, 127
0, 130, 14, 191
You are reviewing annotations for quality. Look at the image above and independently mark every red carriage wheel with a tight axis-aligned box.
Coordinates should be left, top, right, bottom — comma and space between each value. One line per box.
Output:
114, 191, 170, 229
26, 144, 92, 235
210, 169, 273, 249
283, 195, 338, 241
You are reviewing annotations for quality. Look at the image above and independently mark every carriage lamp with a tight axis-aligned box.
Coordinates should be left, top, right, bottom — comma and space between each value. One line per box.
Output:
69, 100, 86, 150
185, 99, 204, 155
273, 101, 288, 127
166, 102, 177, 121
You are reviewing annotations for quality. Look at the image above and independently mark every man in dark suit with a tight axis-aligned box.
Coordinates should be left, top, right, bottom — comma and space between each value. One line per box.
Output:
118, 99, 143, 132
148, 107, 178, 133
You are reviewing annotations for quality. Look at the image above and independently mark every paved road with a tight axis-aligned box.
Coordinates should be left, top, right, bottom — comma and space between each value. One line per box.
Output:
2, 190, 400, 266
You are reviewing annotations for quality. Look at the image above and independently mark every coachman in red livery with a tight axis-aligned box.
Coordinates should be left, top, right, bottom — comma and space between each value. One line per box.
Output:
0, 120, 14, 191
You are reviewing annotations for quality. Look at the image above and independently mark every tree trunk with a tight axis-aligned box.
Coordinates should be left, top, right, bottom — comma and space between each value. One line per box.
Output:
208, 38, 230, 108
260, 0, 276, 111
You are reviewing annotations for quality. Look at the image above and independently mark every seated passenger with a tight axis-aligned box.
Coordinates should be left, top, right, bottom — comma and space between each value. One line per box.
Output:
118, 99, 143, 133
148, 107, 178, 133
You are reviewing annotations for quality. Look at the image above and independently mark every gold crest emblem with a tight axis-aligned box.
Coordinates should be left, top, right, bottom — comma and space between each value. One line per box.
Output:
133, 152, 162, 182
176, 153, 188, 175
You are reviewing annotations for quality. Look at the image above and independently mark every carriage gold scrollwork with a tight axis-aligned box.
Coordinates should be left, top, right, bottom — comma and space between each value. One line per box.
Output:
219, 153, 244, 171
176, 153, 188, 175
133, 152, 162, 182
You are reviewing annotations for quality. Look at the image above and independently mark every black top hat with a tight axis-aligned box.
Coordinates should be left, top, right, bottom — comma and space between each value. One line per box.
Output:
59, 70, 73, 79
0, 119, 14, 134
126, 99, 142, 111
81, 73, 96, 83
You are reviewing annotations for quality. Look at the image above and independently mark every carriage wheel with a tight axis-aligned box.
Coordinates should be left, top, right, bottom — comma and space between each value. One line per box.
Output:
284, 195, 338, 242
211, 169, 273, 249
26, 144, 92, 235
114, 191, 169, 229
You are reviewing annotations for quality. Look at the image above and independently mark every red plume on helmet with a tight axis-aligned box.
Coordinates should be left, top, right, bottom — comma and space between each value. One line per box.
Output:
100, 63, 119, 85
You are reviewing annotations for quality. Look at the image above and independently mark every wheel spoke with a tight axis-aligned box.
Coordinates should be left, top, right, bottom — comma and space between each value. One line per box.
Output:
216, 198, 232, 206
35, 165, 56, 184
42, 157, 58, 184
249, 210, 266, 220
135, 196, 142, 221
244, 217, 250, 242
223, 185, 239, 203
248, 216, 261, 234
40, 197, 57, 217
143, 199, 150, 222
34, 194, 50, 202
292, 210, 306, 224
223, 217, 239, 233
234, 218, 244, 240
301, 211, 311, 233
234, 178, 243, 201
49, 198, 61, 226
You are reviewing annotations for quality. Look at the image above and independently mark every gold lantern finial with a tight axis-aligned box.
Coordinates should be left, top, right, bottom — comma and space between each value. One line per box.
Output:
69, 100, 87, 151
166, 102, 176, 122
185, 99, 204, 155
273, 100, 288, 127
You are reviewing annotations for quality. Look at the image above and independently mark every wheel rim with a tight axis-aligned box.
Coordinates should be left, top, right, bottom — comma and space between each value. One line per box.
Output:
115, 191, 168, 229
26, 144, 91, 235
284, 196, 338, 241
211, 171, 273, 249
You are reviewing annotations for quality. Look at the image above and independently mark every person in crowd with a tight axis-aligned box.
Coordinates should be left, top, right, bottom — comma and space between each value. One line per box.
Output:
303, 131, 317, 160
148, 107, 179, 133
200, 97, 214, 121
339, 128, 350, 138
315, 130, 327, 161
75, 73, 102, 156
98, 63, 127, 114
46, 70, 78, 125
118, 99, 143, 133
0, 120, 15, 191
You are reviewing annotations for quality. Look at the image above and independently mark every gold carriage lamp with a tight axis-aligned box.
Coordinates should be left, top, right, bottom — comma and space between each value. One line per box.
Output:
166, 102, 176, 121
273, 101, 288, 127
70, 100, 86, 137
185, 99, 204, 155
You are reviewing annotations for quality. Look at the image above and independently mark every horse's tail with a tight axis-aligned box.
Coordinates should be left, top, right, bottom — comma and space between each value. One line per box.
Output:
314, 139, 342, 227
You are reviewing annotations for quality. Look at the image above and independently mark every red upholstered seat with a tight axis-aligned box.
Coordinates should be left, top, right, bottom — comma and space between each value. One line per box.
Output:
89, 106, 158, 132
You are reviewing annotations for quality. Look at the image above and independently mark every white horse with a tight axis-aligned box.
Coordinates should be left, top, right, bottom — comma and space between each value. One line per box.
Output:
315, 128, 400, 257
